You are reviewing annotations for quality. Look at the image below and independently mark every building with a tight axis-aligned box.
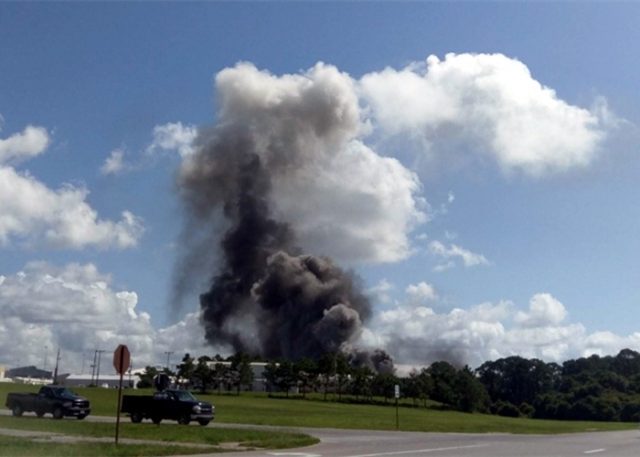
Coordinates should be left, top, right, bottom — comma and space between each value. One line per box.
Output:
6, 366, 52, 382
58, 373, 140, 388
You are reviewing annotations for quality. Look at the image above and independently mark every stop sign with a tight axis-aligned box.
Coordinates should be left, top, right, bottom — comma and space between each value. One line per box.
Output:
113, 344, 131, 375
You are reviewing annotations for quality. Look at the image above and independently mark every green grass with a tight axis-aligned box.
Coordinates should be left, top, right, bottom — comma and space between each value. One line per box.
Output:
2, 383, 637, 434
0, 416, 317, 448
0, 435, 219, 456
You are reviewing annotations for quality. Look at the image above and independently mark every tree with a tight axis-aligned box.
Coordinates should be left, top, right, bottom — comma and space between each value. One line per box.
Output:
350, 366, 373, 401
193, 356, 212, 393
427, 361, 458, 407
318, 352, 337, 401
176, 353, 195, 388
230, 352, 254, 395
294, 358, 318, 399
137, 366, 159, 389
454, 366, 489, 413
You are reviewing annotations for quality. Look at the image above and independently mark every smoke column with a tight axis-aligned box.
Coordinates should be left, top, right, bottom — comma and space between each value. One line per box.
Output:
176, 62, 384, 364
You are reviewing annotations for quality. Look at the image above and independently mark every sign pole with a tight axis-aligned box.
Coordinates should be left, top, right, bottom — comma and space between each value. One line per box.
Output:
394, 384, 400, 430
116, 369, 123, 445
113, 344, 131, 446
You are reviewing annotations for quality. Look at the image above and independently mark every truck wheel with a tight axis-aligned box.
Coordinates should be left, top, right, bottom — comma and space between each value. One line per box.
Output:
197, 419, 210, 426
36, 410, 45, 418
76, 414, 87, 420
12, 405, 23, 417
151, 416, 162, 425
130, 412, 143, 423
177, 414, 191, 425
52, 407, 63, 420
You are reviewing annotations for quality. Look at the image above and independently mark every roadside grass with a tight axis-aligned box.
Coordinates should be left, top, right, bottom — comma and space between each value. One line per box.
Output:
0, 435, 214, 457
2, 384, 637, 434
0, 416, 317, 448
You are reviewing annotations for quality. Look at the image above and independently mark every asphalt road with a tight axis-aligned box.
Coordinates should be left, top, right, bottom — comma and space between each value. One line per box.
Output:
2, 409, 639, 456
218, 427, 640, 457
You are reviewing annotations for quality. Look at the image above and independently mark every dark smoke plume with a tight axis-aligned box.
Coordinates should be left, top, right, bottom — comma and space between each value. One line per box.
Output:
176, 63, 389, 368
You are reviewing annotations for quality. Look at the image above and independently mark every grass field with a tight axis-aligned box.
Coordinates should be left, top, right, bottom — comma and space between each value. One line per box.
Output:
0, 435, 218, 457
1, 383, 636, 434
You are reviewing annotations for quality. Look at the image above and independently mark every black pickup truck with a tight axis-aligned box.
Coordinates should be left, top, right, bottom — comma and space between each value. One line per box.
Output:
5, 385, 91, 419
121, 389, 214, 425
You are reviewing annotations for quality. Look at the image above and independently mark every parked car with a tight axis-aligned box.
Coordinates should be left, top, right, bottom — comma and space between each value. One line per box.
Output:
5, 385, 91, 419
121, 389, 214, 425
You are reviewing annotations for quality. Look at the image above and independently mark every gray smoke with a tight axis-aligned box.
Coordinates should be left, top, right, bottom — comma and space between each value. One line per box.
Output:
176, 63, 389, 367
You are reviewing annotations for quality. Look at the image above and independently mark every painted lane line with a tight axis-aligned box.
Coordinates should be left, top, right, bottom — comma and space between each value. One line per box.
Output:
345, 443, 489, 457
269, 453, 322, 457
584, 450, 606, 455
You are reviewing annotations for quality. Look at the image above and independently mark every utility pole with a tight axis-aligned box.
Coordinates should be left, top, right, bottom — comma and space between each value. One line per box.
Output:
164, 351, 174, 372
95, 350, 106, 386
90, 350, 98, 385
53, 348, 61, 384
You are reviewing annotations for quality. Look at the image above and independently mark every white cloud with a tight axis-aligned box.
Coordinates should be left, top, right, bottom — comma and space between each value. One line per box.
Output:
0, 123, 144, 249
100, 149, 127, 175
360, 53, 609, 177
368, 278, 394, 305
514, 293, 568, 328
183, 62, 427, 264
0, 125, 49, 164
0, 167, 144, 249
361, 291, 640, 368
0, 262, 215, 373
406, 281, 438, 304
147, 122, 198, 157
428, 240, 490, 269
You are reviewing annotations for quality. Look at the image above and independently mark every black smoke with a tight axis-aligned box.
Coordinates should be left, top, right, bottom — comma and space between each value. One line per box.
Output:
175, 64, 387, 367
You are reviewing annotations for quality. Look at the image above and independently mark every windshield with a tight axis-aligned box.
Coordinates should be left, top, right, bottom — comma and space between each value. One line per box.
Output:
171, 390, 196, 402
48, 387, 78, 399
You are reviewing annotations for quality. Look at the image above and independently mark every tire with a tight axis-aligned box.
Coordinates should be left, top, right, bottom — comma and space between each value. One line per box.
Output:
130, 412, 143, 423
52, 407, 63, 420
151, 416, 162, 425
197, 419, 210, 426
12, 404, 23, 417
177, 414, 191, 425
76, 414, 87, 420
36, 410, 45, 418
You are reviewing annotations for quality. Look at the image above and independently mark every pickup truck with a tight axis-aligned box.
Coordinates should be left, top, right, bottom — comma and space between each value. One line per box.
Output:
5, 385, 91, 420
121, 389, 214, 425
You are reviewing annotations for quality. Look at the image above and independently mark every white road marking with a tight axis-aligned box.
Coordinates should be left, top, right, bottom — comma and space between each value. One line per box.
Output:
268, 453, 322, 457
584, 450, 606, 455
345, 443, 489, 457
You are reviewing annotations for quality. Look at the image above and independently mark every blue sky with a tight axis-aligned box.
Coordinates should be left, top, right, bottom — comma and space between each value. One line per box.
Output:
1, 2, 639, 373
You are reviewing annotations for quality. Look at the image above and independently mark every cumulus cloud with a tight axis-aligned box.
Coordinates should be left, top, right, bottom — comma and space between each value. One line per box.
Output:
515, 293, 568, 327
0, 262, 215, 373
0, 125, 49, 164
360, 53, 609, 176
0, 123, 144, 249
147, 122, 198, 157
180, 62, 426, 264
100, 149, 127, 175
428, 240, 490, 270
406, 281, 438, 304
362, 291, 640, 368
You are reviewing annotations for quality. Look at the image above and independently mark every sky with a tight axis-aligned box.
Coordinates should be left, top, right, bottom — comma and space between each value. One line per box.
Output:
1, 2, 640, 375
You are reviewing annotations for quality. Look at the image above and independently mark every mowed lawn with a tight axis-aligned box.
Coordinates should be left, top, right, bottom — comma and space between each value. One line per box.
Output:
1, 384, 636, 434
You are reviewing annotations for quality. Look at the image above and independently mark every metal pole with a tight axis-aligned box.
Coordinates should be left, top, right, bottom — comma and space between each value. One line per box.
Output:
53, 348, 60, 384
96, 350, 105, 386
164, 351, 174, 372
91, 350, 98, 385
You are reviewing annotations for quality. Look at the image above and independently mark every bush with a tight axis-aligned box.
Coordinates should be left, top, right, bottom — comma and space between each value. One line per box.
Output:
519, 402, 535, 418
494, 400, 520, 417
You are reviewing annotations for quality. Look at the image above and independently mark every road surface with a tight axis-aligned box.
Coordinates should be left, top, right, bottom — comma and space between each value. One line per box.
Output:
2, 409, 638, 456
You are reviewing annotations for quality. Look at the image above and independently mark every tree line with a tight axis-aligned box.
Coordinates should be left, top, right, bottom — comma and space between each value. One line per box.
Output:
137, 348, 640, 422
